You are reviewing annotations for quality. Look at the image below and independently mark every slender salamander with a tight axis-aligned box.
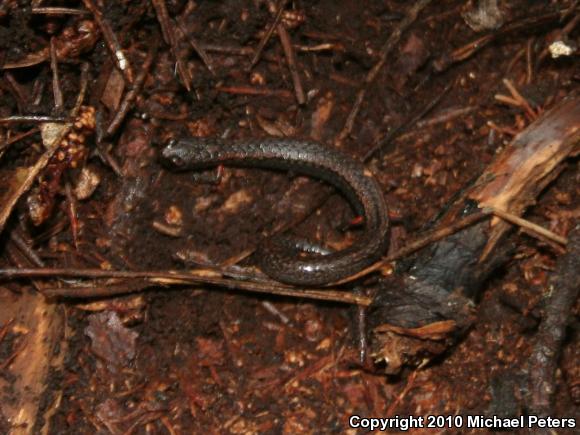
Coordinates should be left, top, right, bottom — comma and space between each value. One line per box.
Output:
161, 137, 389, 286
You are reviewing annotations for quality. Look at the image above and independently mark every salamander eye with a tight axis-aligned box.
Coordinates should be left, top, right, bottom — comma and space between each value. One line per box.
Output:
161, 139, 186, 167
170, 154, 185, 167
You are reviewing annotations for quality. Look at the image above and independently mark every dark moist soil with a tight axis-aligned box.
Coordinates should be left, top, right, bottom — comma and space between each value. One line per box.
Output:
0, 0, 578, 433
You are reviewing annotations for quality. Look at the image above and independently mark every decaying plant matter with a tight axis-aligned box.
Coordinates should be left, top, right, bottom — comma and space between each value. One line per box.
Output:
0, 1, 578, 433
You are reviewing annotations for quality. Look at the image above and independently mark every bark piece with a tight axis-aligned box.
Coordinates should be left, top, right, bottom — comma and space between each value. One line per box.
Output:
370, 95, 580, 372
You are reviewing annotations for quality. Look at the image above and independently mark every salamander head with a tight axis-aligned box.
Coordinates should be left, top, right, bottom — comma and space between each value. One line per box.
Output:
160, 138, 192, 169
161, 137, 225, 170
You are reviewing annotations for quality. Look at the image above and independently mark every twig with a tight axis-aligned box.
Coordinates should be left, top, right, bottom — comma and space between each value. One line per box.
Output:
0, 116, 70, 124
487, 120, 519, 137
215, 85, 293, 99
95, 143, 123, 177
526, 37, 535, 84
82, 0, 133, 83
536, 11, 580, 67
0, 268, 372, 306
31, 78, 46, 107
0, 339, 28, 371
151, 0, 192, 92
561, 0, 580, 22
494, 94, 523, 108
415, 105, 477, 128
65, 183, 80, 249
501, 78, 538, 119
31, 7, 89, 15
249, 0, 289, 69
176, 19, 215, 75
433, 10, 566, 73
207, 41, 335, 61
505, 46, 526, 78
0, 319, 14, 343
200, 43, 280, 63
9, 231, 45, 267
386, 369, 420, 416
104, 44, 157, 138
488, 206, 568, 246
0, 63, 89, 235
3, 72, 29, 110
333, 209, 491, 285
0, 128, 39, 157
201, 44, 255, 56
0, 133, 69, 234
50, 37, 64, 112
294, 43, 341, 52
337, 0, 433, 142
276, 22, 306, 105
73, 63, 91, 115
527, 224, 580, 416
363, 81, 452, 161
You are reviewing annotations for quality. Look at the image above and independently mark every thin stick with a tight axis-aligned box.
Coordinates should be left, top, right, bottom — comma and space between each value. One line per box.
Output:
363, 81, 452, 161
31, 7, 89, 15
0, 63, 88, 235
434, 10, 564, 72
216, 85, 293, 98
337, 0, 433, 141
0, 116, 69, 124
0, 128, 39, 154
0, 268, 372, 306
277, 22, 306, 105
176, 19, 215, 75
49, 37, 63, 111
249, 0, 289, 69
82, 0, 133, 83
73, 63, 90, 115
151, 0, 192, 92
489, 206, 568, 246
3, 72, 29, 109
416, 105, 477, 128
502, 78, 537, 119
65, 183, 80, 249
104, 44, 157, 138
10, 231, 45, 268
333, 209, 491, 285
525, 37, 534, 84
0, 129, 70, 234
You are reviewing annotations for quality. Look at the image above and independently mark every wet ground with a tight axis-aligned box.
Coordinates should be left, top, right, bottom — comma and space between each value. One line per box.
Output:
0, 0, 578, 433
